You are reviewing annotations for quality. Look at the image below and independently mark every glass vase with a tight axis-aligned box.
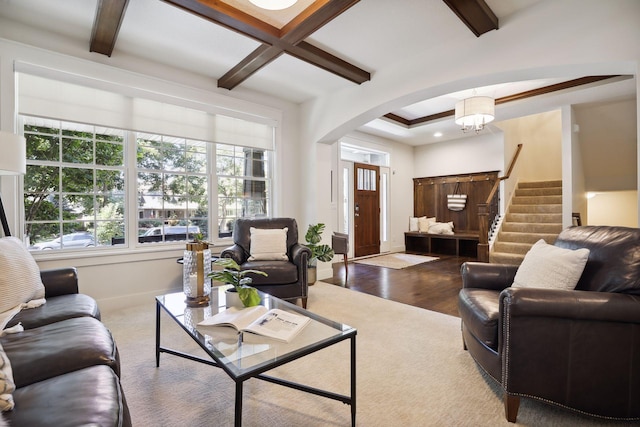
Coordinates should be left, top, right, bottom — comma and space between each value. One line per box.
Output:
183, 242, 212, 307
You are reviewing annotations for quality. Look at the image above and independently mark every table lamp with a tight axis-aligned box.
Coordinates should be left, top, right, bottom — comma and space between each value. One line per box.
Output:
0, 131, 26, 237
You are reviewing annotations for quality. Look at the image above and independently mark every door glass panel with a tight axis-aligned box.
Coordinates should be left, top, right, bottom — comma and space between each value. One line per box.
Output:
343, 167, 349, 233
381, 170, 388, 242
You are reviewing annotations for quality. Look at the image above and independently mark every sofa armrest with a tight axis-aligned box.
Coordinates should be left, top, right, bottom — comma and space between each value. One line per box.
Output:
499, 287, 640, 414
461, 262, 518, 291
40, 267, 79, 297
290, 243, 311, 267
220, 244, 246, 264
500, 287, 640, 323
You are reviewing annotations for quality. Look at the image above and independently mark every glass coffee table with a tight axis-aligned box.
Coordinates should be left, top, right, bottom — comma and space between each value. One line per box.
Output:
155, 286, 357, 426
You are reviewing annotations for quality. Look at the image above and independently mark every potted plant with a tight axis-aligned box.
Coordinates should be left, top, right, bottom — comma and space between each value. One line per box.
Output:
209, 257, 267, 307
304, 223, 334, 284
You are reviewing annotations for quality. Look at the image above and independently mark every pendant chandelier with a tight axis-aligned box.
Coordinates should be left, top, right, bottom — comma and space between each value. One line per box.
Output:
454, 96, 495, 133
249, 0, 297, 10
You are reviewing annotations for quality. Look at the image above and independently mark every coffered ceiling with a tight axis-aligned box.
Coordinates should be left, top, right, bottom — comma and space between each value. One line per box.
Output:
0, 0, 635, 146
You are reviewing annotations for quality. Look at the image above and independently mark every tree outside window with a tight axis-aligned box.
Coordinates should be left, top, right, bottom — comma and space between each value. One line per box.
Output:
23, 117, 125, 250
22, 116, 272, 251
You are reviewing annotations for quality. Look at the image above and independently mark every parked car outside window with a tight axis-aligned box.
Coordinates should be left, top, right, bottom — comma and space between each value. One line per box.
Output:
30, 232, 96, 250
142, 225, 200, 237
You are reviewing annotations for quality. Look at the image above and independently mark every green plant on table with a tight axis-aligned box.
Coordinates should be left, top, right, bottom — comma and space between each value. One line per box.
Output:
209, 258, 267, 307
304, 223, 334, 267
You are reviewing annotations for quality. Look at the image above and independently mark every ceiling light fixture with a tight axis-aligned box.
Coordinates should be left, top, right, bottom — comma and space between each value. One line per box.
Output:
249, 0, 297, 10
454, 96, 495, 133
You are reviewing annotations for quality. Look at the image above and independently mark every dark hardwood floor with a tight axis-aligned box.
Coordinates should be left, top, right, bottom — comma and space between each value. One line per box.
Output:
323, 253, 475, 317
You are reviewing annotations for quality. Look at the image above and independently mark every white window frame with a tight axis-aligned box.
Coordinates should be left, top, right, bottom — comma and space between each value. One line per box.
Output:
20, 116, 274, 253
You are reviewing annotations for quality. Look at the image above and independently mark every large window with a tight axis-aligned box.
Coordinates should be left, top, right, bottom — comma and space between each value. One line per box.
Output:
23, 117, 125, 251
216, 144, 270, 237
136, 133, 209, 243
22, 116, 273, 251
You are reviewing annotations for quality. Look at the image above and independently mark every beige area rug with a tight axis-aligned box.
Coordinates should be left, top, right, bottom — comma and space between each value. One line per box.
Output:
102, 283, 625, 427
353, 253, 439, 269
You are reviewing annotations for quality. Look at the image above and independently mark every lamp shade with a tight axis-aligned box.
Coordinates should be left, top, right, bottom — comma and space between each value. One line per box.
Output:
249, 0, 297, 10
0, 131, 26, 175
454, 96, 495, 132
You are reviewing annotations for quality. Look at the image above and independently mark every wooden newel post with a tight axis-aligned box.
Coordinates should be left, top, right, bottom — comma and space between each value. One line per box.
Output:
477, 203, 489, 263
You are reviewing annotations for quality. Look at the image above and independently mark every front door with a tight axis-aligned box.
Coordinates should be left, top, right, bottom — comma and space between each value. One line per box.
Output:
354, 163, 380, 257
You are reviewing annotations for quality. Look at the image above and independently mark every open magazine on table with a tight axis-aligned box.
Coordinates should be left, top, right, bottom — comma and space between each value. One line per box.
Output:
197, 305, 311, 343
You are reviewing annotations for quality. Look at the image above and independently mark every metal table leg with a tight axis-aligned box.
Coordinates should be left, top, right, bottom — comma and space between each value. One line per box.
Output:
235, 380, 243, 427
351, 335, 357, 426
155, 300, 161, 367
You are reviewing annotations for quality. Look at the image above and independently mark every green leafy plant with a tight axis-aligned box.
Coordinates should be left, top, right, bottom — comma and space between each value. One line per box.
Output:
209, 257, 266, 307
304, 223, 334, 267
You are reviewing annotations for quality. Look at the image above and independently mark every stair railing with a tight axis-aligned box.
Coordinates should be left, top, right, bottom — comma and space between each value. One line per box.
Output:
477, 144, 523, 262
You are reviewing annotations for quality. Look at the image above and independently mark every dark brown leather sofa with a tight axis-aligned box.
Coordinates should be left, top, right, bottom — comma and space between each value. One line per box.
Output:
1, 267, 132, 426
221, 217, 312, 308
458, 225, 640, 422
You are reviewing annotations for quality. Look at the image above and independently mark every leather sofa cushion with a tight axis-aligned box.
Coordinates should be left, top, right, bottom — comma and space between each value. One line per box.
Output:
1, 317, 119, 388
554, 226, 640, 294
458, 289, 501, 350
5, 293, 101, 329
6, 365, 131, 427
242, 260, 298, 285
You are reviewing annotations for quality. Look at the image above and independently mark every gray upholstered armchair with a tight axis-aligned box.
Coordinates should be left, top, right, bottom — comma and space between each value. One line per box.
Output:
458, 226, 640, 422
220, 217, 312, 308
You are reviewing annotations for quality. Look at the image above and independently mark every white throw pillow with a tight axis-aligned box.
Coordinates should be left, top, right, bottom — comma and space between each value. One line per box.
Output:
409, 217, 419, 232
428, 221, 454, 235
248, 227, 289, 261
0, 343, 14, 411
512, 239, 590, 290
418, 217, 436, 232
0, 237, 45, 315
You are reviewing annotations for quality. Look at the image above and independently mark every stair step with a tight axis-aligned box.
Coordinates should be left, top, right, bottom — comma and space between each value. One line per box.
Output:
509, 204, 562, 214
494, 241, 534, 255
518, 180, 562, 189
502, 222, 563, 233
512, 195, 563, 205
490, 252, 524, 266
497, 232, 558, 244
490, 180, 563, 266
515, 187, 562, 197
505, 213, 562, 223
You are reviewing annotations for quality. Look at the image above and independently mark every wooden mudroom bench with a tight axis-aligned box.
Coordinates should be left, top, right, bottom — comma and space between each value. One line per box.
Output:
404, 231, 479, 258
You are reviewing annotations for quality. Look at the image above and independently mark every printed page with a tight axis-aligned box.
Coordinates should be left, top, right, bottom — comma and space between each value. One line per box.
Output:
244, 308, 311, 342
198, 305, 268, 331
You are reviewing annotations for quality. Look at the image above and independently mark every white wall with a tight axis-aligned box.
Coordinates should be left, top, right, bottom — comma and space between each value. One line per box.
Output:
574, 98, 638, 191
567, 106, 588, 226
494, 110, 563, 210
413, 132, 504, 178
587, 191, 638, 227
314, 142, 334, 279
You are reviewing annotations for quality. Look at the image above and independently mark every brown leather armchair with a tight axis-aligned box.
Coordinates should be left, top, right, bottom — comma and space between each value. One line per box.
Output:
458, 225, 640, 422
220, 217, 312, 308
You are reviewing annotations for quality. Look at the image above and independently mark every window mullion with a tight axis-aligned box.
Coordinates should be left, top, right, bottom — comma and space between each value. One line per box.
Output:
126, 130, 138, 248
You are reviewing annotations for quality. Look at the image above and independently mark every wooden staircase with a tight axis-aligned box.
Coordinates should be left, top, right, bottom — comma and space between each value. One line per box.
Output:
490, 180, 563, 265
